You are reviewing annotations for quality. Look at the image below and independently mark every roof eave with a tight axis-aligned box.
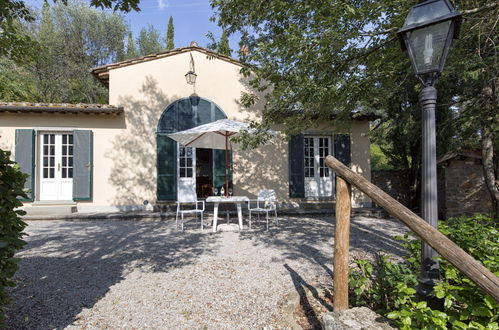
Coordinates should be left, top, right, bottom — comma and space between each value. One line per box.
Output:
0, 105, 123, 115
90, 45, 245, 87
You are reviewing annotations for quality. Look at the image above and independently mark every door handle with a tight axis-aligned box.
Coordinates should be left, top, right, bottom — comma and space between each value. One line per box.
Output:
58, 163, 61, 171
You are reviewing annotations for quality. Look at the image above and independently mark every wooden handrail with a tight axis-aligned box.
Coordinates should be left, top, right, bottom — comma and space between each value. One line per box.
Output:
326, 155, 499, 303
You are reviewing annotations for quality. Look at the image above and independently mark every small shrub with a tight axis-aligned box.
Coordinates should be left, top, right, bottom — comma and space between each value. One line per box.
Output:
348, 214, 498, 329
0, 149, 28, 326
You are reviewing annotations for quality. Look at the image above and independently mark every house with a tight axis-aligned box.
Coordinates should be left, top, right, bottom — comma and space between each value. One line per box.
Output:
0, 43, 372, 213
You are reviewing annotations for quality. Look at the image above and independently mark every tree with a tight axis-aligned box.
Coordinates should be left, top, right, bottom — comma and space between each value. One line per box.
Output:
0, 0, 37, 63
166, 15, 174, 50
1, 1, 129, 103
137, 24, 163, 56
0, 149, 28, 327
442, 3, 499, 218
0, 0, 141, 63
210, 0, 498, 215
218, 30, 232, 56
126, 31, 138, 59
116, 37, 126, 61
206, 30, 232, 56
0, 58, 34, 101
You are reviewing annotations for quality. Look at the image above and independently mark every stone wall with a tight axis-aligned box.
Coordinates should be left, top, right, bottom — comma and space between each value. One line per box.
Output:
372, 159, 493, 220
372, 170, 411, 207
438, 159, 493, 219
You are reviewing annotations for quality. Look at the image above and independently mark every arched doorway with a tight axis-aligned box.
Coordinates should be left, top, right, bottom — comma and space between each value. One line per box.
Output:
156, 96, 231, 200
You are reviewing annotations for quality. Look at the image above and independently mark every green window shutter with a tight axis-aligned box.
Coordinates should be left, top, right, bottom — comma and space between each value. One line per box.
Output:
288, 134, 305, 198
73, 130, 93, 200
213, 149, 232, 192
15, 129, 35, 202
334, 134, 351, 166
157, 135, 176, 200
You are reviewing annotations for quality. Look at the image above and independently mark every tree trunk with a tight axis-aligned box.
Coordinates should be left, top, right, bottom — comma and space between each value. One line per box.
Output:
481, 125, 499, 219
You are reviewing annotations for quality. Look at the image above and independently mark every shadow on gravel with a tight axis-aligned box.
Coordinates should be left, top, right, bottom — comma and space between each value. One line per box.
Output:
239, 215, 408, 328
239, 215, 407, 271
6, 219, 219, 329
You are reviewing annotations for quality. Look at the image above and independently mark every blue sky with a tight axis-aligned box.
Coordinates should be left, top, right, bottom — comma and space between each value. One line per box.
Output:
124, 0, 230, 49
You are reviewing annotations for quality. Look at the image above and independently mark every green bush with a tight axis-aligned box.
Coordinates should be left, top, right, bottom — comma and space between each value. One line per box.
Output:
0, 149, 28, 326
348, 214, 498, 329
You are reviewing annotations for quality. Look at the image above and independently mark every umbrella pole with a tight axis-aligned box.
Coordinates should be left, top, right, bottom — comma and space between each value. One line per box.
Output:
225, 134, 229, 197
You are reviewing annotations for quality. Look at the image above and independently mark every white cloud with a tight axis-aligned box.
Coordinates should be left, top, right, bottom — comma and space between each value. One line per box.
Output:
157, 0, 167, 10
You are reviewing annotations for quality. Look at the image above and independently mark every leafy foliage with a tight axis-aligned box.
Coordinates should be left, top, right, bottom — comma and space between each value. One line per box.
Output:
230, 120, 274, 150
0, 1, 129, 103
0, 57, 34, 101
137, 23, 163, 56
0, 0, 37, 63
371, 144, 397, 171
0, 149, 28, 326
206, 30, 233, 56
0, 0, 140, 63
126, 31, 138, 59
210, 0, 499, 212
349, 214, 499, 329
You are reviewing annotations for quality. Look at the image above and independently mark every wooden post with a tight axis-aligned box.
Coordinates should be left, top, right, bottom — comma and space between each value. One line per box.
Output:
325, 155, 499, 302
333, 176, 351, 311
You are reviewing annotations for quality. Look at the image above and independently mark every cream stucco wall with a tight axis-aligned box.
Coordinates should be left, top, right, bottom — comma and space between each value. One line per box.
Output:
0, 49, 372, 211
0, 113, 125, 210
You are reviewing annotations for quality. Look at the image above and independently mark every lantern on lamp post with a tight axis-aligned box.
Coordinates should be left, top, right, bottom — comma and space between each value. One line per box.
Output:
397, 0, 461, 303
185, 53, 197, 85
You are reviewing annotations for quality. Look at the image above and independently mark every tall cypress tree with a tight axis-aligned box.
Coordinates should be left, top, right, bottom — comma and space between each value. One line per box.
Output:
166, 16, 174, 50
116, 38, 126, 61
218, 31, 231, 56
126, 32, 137, 59
206, 30, 232, 57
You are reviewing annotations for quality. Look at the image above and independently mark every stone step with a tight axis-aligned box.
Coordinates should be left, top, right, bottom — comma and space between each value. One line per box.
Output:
23, 203, 77, 216
298, 200, 336, 210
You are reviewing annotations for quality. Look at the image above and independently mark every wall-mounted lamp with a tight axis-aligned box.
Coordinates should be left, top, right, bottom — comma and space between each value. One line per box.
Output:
185, 53, 197, 85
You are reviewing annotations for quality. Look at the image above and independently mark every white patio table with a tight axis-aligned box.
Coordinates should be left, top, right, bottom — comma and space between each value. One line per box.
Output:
206, 196, 249, 232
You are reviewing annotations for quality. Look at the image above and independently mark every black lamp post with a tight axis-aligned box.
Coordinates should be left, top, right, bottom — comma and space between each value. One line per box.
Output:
397, 0, 461, 304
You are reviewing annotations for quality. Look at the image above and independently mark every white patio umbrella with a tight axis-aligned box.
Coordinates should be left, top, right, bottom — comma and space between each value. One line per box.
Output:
167, 119, 260, 197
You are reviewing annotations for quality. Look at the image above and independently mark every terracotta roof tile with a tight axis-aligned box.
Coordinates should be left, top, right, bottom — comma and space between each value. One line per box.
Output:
0, 102, 123, 115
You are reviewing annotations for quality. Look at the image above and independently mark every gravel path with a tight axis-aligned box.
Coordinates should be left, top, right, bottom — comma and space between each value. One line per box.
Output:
6, 215, 407, 329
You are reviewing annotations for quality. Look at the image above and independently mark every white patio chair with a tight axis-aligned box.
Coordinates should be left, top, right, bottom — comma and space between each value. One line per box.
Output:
176, 185, 205, 231
248, 189, 278, 231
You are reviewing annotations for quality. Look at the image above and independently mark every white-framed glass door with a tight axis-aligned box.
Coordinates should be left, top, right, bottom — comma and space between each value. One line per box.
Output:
177, 144, 196, 200
39, 132, 74, 201
304, 136, 333, 197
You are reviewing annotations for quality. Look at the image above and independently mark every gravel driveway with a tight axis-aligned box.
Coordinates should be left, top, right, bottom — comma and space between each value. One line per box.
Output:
6, 215, 407, 329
